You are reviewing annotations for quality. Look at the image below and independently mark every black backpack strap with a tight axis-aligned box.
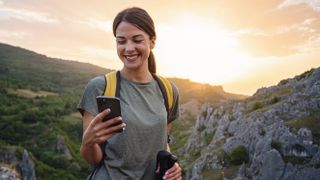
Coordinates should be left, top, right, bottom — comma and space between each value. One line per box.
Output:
115, 71, 121, 98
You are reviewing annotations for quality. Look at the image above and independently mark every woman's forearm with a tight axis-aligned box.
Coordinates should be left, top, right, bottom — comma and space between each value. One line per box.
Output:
81, 111, 104, 164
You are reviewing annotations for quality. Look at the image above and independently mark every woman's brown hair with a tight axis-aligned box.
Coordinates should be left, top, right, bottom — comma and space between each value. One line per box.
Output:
113, 7, 157, 73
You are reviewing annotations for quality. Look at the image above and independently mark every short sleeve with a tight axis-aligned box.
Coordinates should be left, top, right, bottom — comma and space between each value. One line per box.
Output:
77, 76, 106, 117
168, 82, 180, 123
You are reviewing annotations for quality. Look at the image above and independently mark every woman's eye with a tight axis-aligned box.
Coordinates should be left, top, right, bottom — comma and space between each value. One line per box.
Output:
116, 40, 126, 44
133, 39, 143, 43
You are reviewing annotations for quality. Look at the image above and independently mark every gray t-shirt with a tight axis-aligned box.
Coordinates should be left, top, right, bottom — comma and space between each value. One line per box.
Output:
77, 74, 179, 180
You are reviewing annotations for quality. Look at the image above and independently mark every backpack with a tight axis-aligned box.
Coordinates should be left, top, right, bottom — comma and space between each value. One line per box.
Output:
103, 70, 175, 121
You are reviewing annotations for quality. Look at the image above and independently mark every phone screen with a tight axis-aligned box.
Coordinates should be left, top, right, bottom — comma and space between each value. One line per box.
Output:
96, 96, 123, 132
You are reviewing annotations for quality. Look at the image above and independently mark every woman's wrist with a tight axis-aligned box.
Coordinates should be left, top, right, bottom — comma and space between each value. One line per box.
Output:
81, 143, 103, 164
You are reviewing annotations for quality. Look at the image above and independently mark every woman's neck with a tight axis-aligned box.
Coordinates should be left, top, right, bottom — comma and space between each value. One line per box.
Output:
120, 68, 153, 83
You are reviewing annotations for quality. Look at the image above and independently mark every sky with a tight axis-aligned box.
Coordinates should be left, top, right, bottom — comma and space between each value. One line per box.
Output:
0, 0, 319, 95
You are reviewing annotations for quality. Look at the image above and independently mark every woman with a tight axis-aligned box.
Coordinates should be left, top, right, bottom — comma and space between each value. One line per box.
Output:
78, 7, 181, 180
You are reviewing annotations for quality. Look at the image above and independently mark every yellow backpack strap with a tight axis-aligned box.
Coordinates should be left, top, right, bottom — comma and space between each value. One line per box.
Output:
104, 71, 119, 97
157, 76, 173, 110
152, 74, 174, 121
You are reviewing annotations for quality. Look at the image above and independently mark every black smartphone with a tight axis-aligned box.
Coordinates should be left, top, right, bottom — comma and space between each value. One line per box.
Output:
96, 96, 123, 132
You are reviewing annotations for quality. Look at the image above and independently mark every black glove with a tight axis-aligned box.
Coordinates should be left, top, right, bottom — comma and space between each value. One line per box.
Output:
155, 150, 178, 180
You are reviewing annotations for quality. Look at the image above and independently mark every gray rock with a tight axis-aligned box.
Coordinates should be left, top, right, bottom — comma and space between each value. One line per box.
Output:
0, 147, 18, 164
213, 115, 230, 141
190, 163, 203, 180
236, 163, 247, 179
223, 137, 244, 153
0, 166, 20, 180
284, 144, 310, 157
180, 67, 320, 179
310, 151, 320, 165
19, 149, 36, 180
308, 144, 320, 156
254, 149, 285, 180
306, 68, 320, 88
246, 154, 261, 178
255, 137, 272, 156
281, 163, 297, 180
292, 167, 320, 180
55, 135, 72, 160
234, 177, 249, 180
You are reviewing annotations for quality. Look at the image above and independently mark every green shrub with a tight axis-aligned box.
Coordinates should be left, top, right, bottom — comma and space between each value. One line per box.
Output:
296, 68, 314, 81
270, 96, 280, 104
284, 156, 309, 165
229, 146, 249, 165
218, 150, 231, 166
271, 140, 281, 152
279, 79, 288, 85
204, 132, 213, 145
22, 110, 38, 123
252, 102, 262, 111
67, 162, 81, 172
202, 165, 241, 180
197, 125, 206, 132
190, 147, 201, 158
201, 110, 207, 117
35, 161, 77, 180
51, 154, 71, 169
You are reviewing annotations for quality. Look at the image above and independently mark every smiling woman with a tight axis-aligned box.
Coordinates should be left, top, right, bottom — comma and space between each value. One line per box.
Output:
155, 14, 253, 85
78, 7, 182, 180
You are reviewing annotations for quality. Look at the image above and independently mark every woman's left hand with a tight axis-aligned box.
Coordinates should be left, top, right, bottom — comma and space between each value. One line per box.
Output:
163, 162, 182, 180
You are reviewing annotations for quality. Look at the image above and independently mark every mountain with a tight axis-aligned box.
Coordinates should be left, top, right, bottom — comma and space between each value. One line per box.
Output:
167, 78, 246, 104
180, 67, 320, 179
0, 42, 244, 179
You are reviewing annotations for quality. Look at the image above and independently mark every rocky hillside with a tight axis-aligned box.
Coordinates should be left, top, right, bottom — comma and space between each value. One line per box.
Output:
180, 68, 320, 179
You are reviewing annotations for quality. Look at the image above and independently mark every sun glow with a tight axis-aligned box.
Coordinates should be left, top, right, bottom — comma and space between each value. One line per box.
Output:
155, 14, 254, 84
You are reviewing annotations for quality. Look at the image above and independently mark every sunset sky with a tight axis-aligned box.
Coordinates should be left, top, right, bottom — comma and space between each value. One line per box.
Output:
0, 0, 319, 95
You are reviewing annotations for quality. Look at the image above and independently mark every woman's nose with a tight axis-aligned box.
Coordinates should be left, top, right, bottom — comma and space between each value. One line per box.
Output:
125, 41, 135, 52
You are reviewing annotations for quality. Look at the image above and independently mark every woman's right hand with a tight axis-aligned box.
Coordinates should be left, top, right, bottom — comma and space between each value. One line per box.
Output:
82, 109, 126, 147
80, 109, 125, 164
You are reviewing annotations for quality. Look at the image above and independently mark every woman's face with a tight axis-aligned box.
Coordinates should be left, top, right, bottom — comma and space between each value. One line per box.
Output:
115, 21, 155, 72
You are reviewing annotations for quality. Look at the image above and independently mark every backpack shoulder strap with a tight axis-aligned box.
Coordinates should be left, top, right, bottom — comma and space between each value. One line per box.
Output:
104, 72, 174, 122
104, 71, 120, 97
152, 74, 174, 120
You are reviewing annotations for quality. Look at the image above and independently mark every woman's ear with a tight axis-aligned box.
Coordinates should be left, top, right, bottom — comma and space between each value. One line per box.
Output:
150, 36, 156, 49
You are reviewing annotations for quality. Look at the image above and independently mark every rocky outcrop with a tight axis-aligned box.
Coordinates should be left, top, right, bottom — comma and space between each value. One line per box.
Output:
55, 135, 72, 160
180, 68, 320, 179
19, 150, 36, 180
0, 146, 19, 165
0, 166, 20, 180
310, 151, 320, 165
0, 147, 36, 180
255, 149, 285, 180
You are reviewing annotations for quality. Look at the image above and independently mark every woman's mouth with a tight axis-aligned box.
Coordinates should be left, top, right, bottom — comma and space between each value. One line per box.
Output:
125, 54, 139, 62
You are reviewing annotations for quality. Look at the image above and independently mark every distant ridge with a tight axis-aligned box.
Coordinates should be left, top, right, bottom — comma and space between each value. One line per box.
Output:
0, 42, 246, 101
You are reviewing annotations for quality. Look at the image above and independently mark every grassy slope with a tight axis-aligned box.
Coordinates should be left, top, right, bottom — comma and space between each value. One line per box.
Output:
0, 43, 110, 179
